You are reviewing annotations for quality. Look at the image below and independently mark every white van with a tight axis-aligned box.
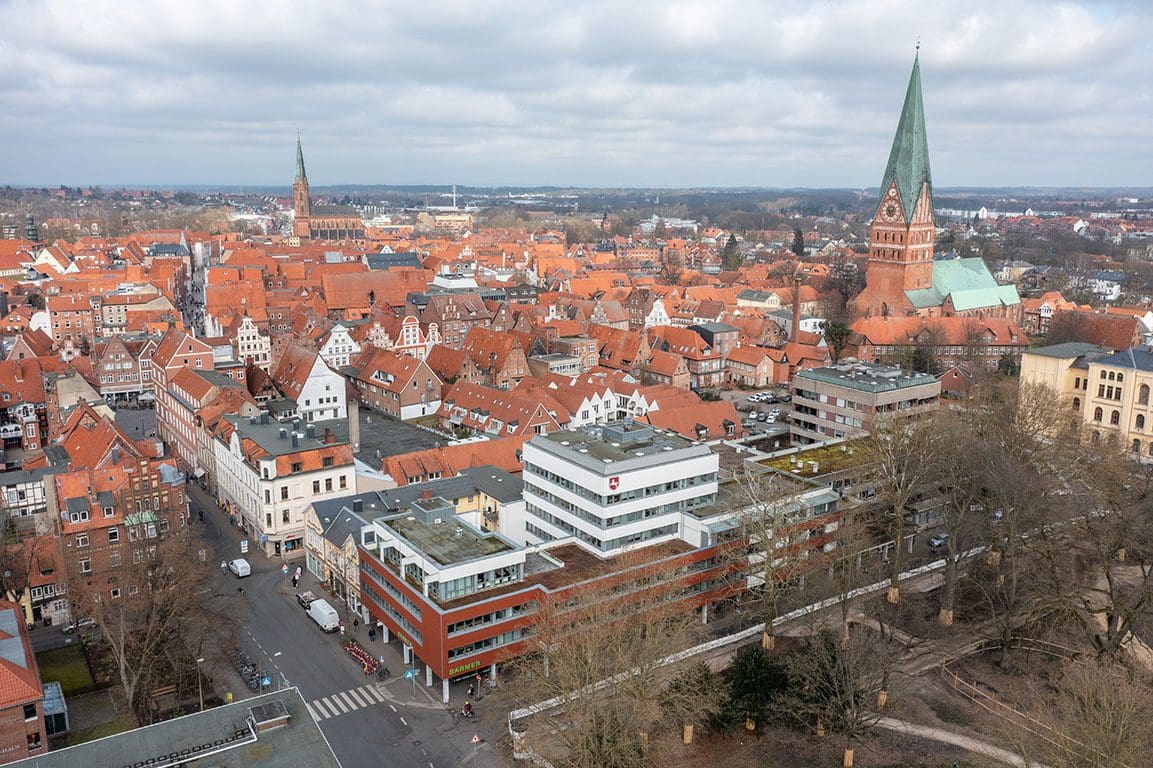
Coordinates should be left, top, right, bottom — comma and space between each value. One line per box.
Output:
228, 558, 252, 578
307, 598, 340, 633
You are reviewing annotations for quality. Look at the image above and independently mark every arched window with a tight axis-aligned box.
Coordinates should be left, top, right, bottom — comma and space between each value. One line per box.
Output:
1072, 397, 1081, 411
1118, 373, 1125, 383
1092, 431, 1101, 444
1139, 384, 1149, 405
1134, 439, 1142, 454
1093, 407, 1103, 422
1108, 371, 1116, 381
1111, 410, 1121, 425
1138, 414, 1146, 430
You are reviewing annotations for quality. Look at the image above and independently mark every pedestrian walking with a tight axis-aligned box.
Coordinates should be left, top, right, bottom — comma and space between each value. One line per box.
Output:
340, 623, 346, 636
220, 560, 227, 570
467, 684, 474, 698
353, 618, 359, 630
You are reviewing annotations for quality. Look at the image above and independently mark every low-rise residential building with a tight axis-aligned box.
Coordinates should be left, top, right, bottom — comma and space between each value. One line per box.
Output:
790, 361, 941, 444
213, 413, 356, 558
271, 341, 347, 423
648, 326, 724, 390
343, 347, 442, 420
437, 383, 561, 438
726, 345, 777, 388
317, 322, 361, 369
0, 601, 47, 761
56, 459, 188, 599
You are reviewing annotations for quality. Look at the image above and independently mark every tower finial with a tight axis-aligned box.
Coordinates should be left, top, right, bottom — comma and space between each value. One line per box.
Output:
294, 133, 308, 185
915, 37, 921, 53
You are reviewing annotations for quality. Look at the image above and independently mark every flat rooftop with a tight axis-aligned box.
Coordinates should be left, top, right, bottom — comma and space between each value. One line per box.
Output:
535, 422, 712, 474
225, 414, 349, 458
10, 689, 339, 768
796, 361, 938, 394
759, 441, 874, 477
384, 514, 515, 566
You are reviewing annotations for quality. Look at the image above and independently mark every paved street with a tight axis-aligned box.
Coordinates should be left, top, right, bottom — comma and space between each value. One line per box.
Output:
187, 483, 504, 768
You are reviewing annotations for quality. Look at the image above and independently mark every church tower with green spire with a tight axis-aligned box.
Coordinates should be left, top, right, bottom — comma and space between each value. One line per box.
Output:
852, 53, 937, 319
292, 133, 312, 241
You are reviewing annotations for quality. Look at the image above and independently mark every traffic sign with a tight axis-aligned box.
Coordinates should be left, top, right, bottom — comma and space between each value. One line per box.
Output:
404, 668, 417, 680
240, 540, 249, 554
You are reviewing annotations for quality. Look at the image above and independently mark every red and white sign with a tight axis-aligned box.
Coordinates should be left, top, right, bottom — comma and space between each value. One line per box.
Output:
608, 476, 620, 491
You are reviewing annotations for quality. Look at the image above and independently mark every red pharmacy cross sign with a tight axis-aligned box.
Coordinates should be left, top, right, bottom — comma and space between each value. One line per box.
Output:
608, 476, 620, 491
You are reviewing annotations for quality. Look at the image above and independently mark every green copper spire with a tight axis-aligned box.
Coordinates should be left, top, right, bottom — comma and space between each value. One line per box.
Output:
879, 52, 931, 222
295, 132, 308, 184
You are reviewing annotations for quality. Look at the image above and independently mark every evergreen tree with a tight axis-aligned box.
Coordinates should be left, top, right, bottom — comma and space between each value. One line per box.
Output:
721, 234, 741, 271
791, 228, 805, 258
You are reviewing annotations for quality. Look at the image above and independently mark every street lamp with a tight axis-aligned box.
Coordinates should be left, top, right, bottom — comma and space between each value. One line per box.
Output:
196, 658, 205, 711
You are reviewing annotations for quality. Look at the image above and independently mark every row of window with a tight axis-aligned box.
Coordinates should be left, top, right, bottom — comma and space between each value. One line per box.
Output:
526, 503, 680, 552
446, 628, 529, 662
446, 602, 534, 636
523, 463, 716, 507
362, 582, 423, 645
360, 561, 423, 621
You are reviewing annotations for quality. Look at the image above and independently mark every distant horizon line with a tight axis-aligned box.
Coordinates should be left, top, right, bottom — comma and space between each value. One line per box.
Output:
4, 182, 1153, 195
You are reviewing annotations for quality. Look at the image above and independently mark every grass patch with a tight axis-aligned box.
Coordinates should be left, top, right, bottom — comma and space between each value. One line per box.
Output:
65, 714, 138, 745
36, 645, 96, 695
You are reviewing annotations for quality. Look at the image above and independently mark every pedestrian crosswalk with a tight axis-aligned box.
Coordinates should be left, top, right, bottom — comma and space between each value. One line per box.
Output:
306, 684, 390, 721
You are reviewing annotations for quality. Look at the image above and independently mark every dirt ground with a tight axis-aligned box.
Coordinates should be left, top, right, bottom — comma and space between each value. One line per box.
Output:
669, 724, 999, 768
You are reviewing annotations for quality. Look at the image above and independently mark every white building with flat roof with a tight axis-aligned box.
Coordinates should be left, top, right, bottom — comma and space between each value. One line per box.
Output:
521, 421, 719, 556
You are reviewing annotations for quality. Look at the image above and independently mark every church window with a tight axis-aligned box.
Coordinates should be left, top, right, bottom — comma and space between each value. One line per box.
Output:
1072, 397, 1080, 411
1140, 384, 1150, 405
1118, 374, 1124, 383
1093, 407, 1102, 422
1137, 415, 1145, 430
1111, 410, 1121, 426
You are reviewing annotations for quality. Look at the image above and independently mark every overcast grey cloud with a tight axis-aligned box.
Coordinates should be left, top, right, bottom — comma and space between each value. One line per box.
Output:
0, 0, 1149, 187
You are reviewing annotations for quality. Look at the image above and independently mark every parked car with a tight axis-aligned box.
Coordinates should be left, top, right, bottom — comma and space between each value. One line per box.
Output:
928, 533, 949, 549
747, 394, 762, 402
62, 617, 95, 634
296, 591, 318, 608
755, 412, 769, 422
229, 558, 252, 577
768, 408, 782, 418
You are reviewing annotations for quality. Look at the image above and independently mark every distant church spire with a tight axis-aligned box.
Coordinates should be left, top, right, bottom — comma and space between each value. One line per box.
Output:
295, 132, 308, 184
878, 51, 931, 223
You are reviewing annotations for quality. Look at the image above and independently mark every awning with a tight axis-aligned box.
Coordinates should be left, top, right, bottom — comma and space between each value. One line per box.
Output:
193, 468, 206, 478
138, 393, 155, 402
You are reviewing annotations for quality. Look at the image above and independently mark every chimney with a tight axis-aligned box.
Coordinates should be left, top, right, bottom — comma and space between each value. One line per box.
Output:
278, 428, 288, 440
260, 411, 269, 425
291, 432, 299, 448
352, 498, 363, 513
791, 275, 802, 341
420, 489, 433, 500
306, 424, 316, 439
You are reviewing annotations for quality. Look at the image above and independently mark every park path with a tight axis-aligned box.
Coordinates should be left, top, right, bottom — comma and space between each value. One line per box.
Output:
875, 717, 1049, 768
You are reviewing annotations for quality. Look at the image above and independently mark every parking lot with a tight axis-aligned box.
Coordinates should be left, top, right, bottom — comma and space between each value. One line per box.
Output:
718, 387, 793, 435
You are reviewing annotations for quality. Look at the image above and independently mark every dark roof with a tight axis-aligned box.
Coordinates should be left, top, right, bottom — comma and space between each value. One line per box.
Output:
366, 252, 422, 271
1095, 347, 1153, 372
1025, 342, 1108, 359
8, 689, 339, 768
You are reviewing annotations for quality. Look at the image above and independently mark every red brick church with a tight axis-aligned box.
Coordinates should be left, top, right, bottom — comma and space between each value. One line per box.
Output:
851, 54, 1022, 325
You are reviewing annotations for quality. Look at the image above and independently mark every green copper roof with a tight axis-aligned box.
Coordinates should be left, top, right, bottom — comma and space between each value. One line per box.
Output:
295, 133, 308, 184
879, 54, 931, 222
905, 258, 1021, 310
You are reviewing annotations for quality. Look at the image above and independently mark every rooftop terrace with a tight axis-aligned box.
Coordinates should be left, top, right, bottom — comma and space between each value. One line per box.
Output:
384, 513, 514, 566
759, 441, 874, 477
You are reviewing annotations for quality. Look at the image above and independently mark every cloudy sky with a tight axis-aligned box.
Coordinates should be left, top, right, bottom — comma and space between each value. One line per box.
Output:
0, 0, 1149, 188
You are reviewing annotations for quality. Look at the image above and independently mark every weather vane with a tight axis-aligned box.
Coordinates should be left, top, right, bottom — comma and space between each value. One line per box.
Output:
916, 36, 921, 52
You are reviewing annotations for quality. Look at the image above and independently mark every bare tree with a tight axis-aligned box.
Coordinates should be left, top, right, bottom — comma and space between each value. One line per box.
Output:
1013, 664, 1153, 768
731, 467, 826, 650
66, 525, 237, 719
503, 552, 710, 768
862, 417, 943, 605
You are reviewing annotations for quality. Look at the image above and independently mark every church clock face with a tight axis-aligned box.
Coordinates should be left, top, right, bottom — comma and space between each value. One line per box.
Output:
881, 202, 899, 222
